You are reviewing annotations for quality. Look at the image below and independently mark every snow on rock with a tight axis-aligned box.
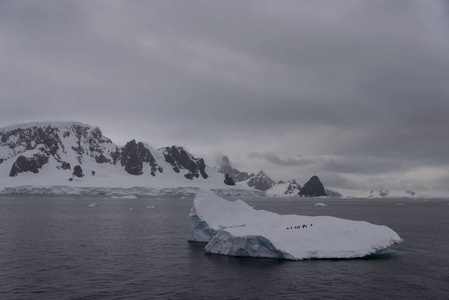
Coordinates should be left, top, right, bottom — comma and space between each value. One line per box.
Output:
247, 170, 275, 191
188, 189, 403, 260
267, 179, 301, 197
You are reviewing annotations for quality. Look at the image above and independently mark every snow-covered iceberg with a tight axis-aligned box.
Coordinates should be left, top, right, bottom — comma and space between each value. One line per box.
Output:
188, 190, 403, 260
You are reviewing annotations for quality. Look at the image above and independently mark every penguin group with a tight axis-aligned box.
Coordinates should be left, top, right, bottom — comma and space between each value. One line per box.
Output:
286, 224, 313, 230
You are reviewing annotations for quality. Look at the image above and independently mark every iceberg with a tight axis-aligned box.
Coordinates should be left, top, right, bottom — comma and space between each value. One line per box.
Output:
188, 190, 403, 260
314, 202, 327, 207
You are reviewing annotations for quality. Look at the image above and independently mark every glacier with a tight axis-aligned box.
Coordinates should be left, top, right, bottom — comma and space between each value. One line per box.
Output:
188, 190, 403, 260
1, 185, 266, 197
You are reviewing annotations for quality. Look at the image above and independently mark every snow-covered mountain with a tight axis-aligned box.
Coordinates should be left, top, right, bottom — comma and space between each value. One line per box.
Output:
218, 156, 329, 196
0, 122, 261, 195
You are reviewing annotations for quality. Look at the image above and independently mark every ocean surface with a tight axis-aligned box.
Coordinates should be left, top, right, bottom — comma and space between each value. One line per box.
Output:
0, 195, 448, 300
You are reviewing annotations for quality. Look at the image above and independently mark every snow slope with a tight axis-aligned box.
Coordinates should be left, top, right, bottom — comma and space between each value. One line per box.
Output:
188, 190, 403, 260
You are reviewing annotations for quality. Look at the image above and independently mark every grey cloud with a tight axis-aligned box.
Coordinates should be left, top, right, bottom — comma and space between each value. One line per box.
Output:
249, 152, 322, 167
249, 152, 406, 176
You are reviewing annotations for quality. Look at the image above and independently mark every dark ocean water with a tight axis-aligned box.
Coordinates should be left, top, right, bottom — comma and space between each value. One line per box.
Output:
0, 195, 448, 300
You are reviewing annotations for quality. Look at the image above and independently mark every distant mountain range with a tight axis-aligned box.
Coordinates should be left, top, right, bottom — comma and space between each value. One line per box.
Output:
0, 122, 423, 198
218, 156, 330, 197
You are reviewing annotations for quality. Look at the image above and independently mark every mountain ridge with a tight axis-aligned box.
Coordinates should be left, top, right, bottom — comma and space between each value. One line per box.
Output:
0, 122, 237, 192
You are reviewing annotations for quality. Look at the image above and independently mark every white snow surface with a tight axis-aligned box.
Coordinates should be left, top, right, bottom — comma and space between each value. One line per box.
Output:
188, 190, 403, 260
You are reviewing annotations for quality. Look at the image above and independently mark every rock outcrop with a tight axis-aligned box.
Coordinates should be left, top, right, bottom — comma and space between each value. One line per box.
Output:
9, 153, 49, 177
162, 146, 208, 179
120, 139, 161, 176
72, 165, 84, 178
224, 173, 236, 186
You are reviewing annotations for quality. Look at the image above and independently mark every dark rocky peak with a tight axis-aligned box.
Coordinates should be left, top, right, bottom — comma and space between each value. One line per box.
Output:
298, 175, 327, 197
162, 145, 208, 180
218, 156, 252, 182
120, 140, 161, 176
247, 170, 275, 191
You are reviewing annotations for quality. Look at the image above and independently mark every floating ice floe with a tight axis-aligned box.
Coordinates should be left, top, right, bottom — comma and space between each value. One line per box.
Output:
87, 203, 98, 207
188, 189, 403, 260
315, 202, 327, 207
147, 205, 155, 209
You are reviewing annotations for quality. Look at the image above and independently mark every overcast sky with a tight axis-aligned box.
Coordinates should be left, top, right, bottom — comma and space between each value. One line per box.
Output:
1, 0, 449, 194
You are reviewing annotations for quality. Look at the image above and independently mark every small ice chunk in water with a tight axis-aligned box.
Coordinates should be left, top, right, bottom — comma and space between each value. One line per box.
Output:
147, 205, 155, 209
314, 203, 327, 207
87, 203, 98, 207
